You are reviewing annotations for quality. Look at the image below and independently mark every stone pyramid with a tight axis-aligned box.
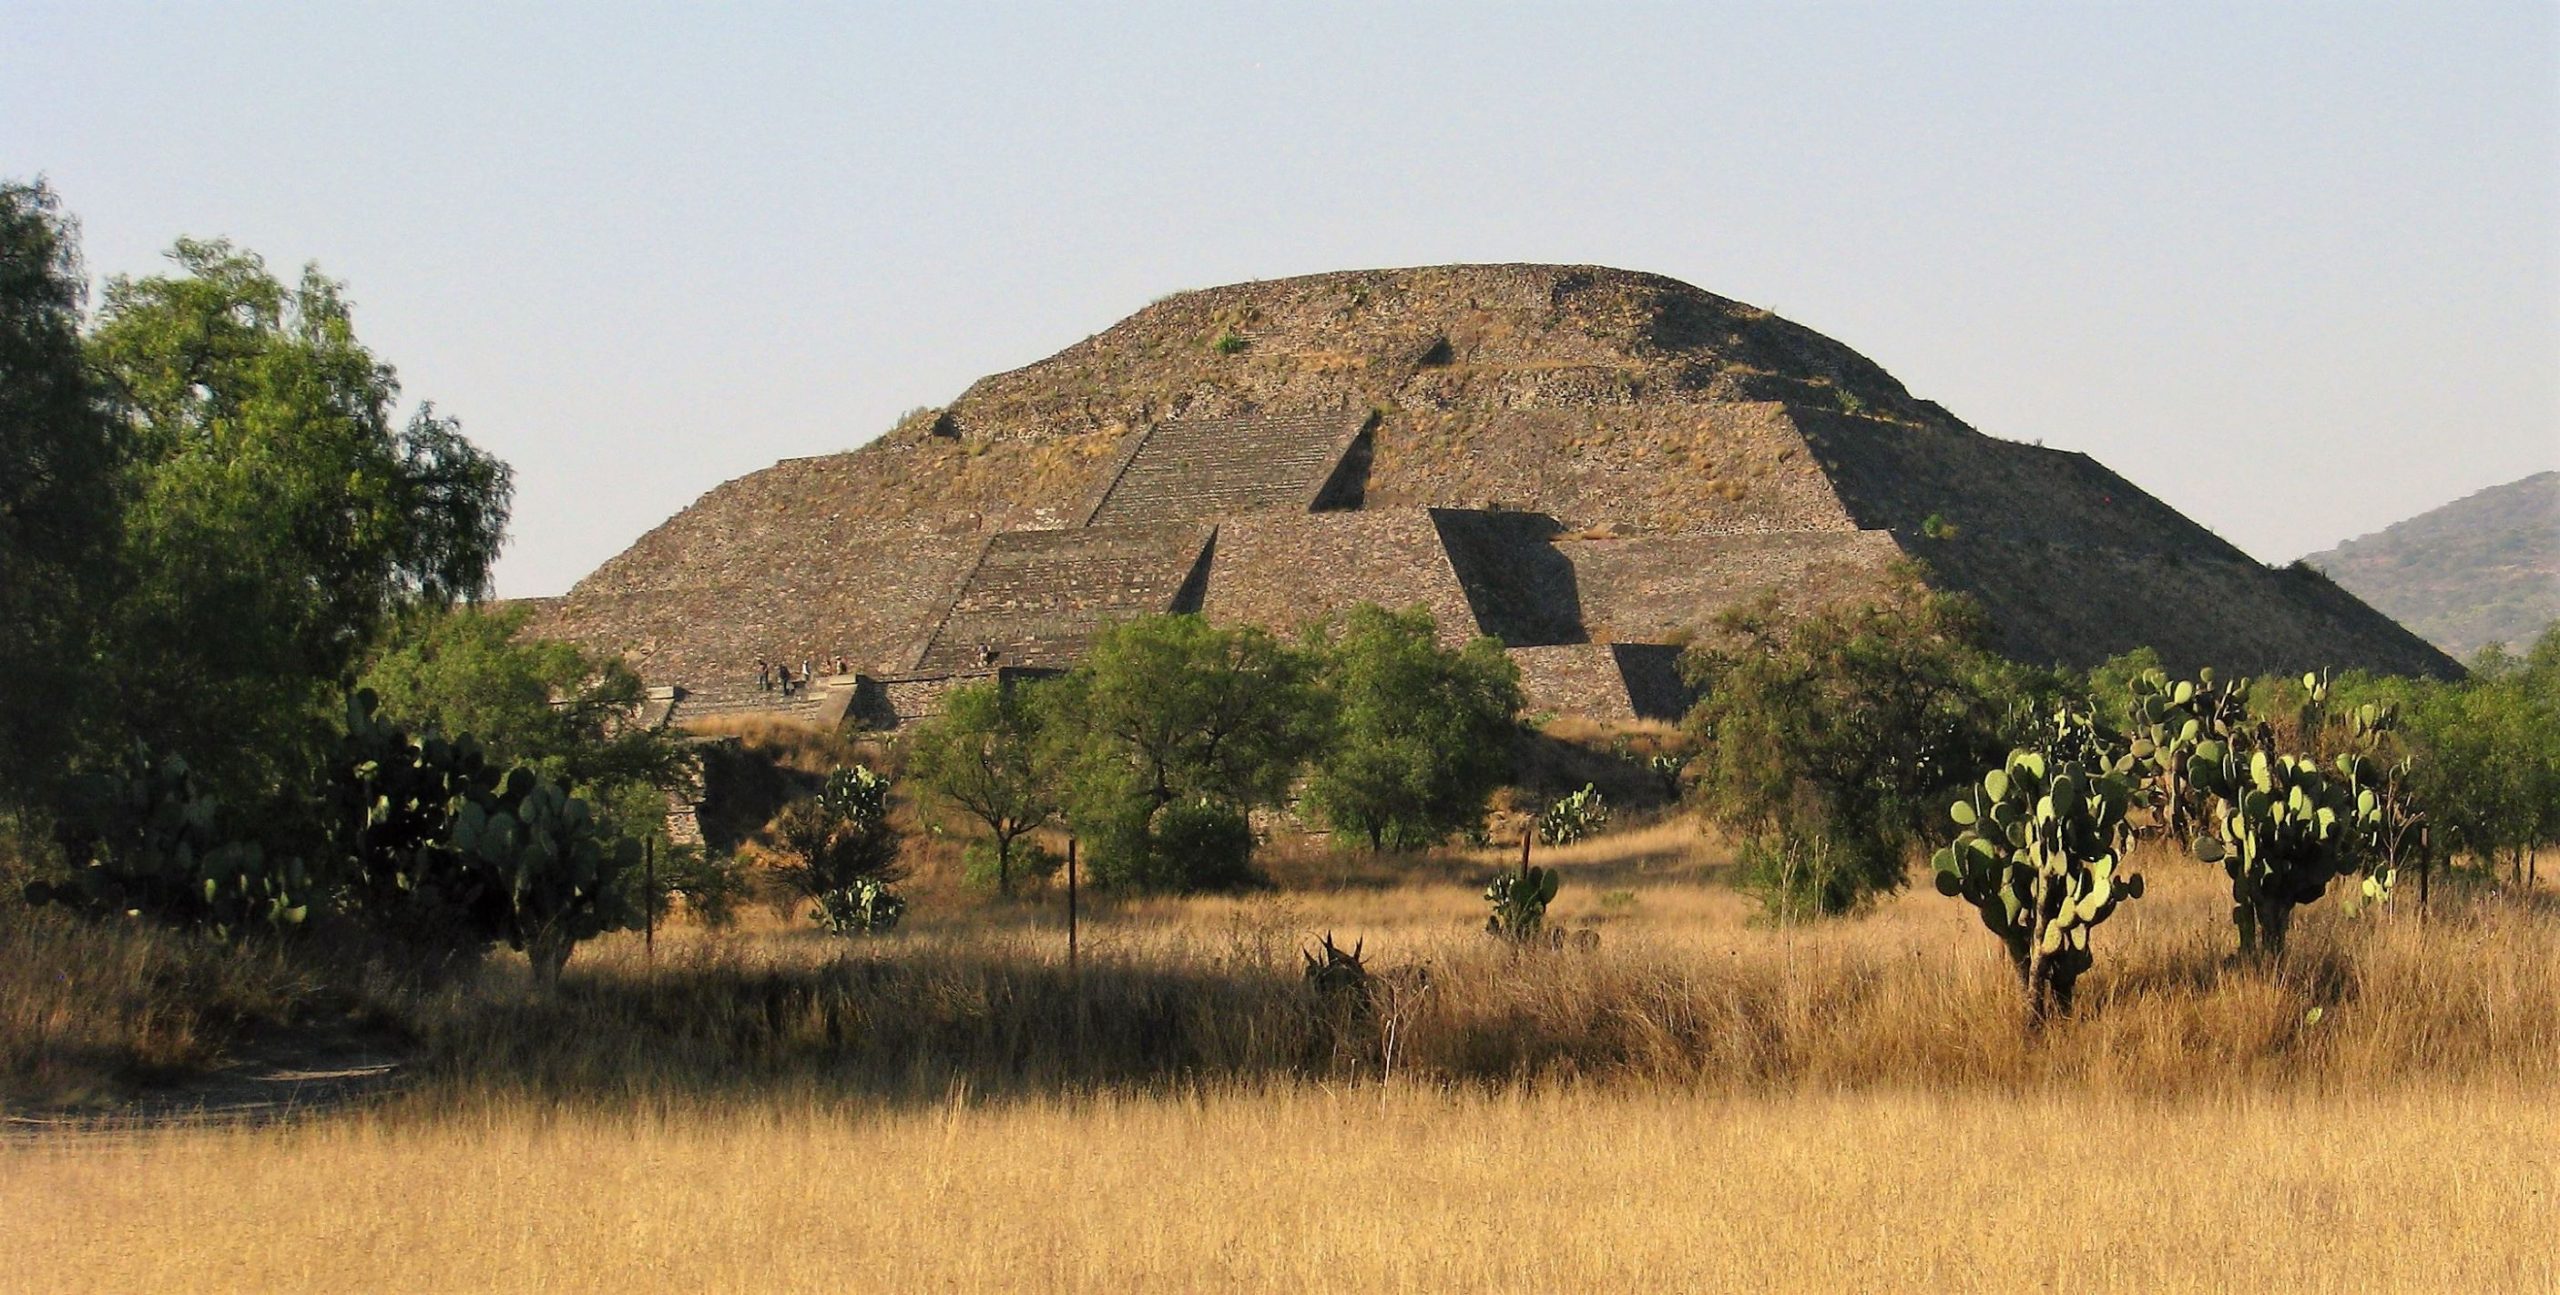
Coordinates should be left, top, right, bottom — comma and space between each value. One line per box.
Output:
529, 264, 2456, 725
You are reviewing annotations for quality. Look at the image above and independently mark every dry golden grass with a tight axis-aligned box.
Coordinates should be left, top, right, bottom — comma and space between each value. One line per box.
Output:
12, 1082, 2554, 1293
0, 910, 331, 1107
11, 823, 2557, 1291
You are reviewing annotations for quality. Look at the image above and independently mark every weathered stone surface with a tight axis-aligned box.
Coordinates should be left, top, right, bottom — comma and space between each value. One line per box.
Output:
1199, 508, 1479, 644
913, 522, 1214, 673
1082, 410, 1370, 526
1561, 530, 1909, 644
530, 262, 2460, 722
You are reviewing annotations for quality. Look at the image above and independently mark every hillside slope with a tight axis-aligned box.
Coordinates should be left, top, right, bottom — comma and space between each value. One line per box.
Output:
2303, 471, 2559, 660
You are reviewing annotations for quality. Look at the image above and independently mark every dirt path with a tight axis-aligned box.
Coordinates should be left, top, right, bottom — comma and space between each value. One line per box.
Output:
3, 1034, 412, 1141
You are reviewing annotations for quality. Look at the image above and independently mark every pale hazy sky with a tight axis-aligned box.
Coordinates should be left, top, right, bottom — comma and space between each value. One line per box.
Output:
10, 2, 2556, 597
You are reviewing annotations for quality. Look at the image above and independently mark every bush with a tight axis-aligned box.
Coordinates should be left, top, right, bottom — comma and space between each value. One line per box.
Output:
1150, 799, 1256, 891
771, 765, 908, 932
1735, 827, 1895, 922
962, 838, 1061, 892
1087, 798, 1256, 893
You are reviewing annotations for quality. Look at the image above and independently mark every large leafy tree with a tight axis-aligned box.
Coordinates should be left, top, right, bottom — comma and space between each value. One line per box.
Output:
904, 680, 1055, 896
0, 180, 126, 812
87, 238, 511, 804
357, 603, 693, 847
1682, 580, 2044, 918
1042, 615, 1326, 890
1304, 604, 1522, 851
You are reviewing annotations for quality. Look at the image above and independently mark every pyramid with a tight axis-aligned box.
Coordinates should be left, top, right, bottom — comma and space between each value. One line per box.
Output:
530, 264, 2457, 725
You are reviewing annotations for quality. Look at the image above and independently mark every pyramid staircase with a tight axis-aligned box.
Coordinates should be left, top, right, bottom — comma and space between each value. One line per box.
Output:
910, 521, 1216, 673
1083, 411, 1370, 526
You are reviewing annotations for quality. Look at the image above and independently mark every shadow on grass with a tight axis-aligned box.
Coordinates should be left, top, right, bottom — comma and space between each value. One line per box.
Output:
415, 949, 1358, 1108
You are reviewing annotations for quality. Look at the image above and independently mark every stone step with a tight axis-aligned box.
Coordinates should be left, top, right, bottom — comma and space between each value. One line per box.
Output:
668, 686, 827, 726
1086, 411, 1364, 526
915, 522, 1212, 673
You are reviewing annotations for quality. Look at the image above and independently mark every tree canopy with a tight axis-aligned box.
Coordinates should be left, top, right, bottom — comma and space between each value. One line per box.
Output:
357, 603, 693, 847
1041, 615, 1326, 891
88, 238, 512, 801
903, 679, 1055, 896
0, 180, 126, 811
1303, 605, 1522, 851
1682, 581, 2048, 918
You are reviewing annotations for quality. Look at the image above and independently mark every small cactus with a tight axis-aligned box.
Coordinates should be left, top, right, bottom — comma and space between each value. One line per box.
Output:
1485, 841, 1562, 941
1538, 784, 1609, 845
813, 876, 905, 935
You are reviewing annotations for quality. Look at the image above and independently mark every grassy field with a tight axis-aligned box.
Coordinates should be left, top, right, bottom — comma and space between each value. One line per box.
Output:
14, 1082, 2555, 1293
8, 823, 2557, 1292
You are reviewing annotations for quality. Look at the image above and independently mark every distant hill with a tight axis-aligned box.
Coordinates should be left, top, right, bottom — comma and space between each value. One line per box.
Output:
2302, 471, 2559, 661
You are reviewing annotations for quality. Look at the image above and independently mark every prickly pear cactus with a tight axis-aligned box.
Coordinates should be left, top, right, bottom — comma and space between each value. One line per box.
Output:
1931, 746, 2145, 1017
813, 876, 905, 935
2122, 668, 2249, 843
449, 771, 643, 983
1538, 784, 1609, 846
2188, 744, 2358, 957
331, 688, 504, 938
1485, 857, 1561, 940
2335, 737, 2426, 916
30, 744, 311, 939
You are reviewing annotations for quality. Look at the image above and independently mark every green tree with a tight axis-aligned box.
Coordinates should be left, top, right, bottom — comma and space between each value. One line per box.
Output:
86, 238, 511, 806
357, 603, 692, 847
1682, 582, 2034, 918
1304, 605, 1523, 851
0, 180, 127, 812
1041, 615, 1325, 891
904, 680, 1055, 896
2399, 631, 2560, 885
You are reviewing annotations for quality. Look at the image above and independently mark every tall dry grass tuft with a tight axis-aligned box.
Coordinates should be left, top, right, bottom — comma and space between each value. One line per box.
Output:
0, 910, 329, 1106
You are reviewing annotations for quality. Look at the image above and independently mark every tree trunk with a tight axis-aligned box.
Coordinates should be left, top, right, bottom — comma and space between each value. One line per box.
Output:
2251, 896, 2293, 959
996, 836, 1013, 899
526, 928, 575, 991
2022, 872, 2053, 1025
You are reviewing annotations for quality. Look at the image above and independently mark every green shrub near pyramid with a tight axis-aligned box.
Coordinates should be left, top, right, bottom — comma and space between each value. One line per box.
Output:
530, 264, 2455, 725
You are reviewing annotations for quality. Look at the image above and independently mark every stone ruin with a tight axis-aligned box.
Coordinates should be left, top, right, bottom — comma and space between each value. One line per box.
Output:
529, 264, 2456, 729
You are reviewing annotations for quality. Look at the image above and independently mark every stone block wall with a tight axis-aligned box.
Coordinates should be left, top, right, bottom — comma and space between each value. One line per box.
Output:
1082, 411, 1369, 526
1508, 645, 1638, 721
1199, 507, 1483, 644
1562, 529, 1908, 642
913, 522, 1215, 672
